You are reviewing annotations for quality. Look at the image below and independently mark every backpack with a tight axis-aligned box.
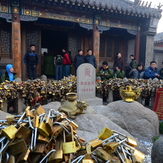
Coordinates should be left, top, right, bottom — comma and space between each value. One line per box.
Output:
56, 55, 63, 65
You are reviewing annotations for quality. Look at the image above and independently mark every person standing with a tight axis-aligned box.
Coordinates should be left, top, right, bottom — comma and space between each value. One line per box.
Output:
43, 53, 55, 78
84, 49, 96, 68
55, 53, 63, 80
74, 49, 85, 75
113, 52, 123, 72
129, 55, 137, 70
62, 48, 72, 77
24, 44, 39, 80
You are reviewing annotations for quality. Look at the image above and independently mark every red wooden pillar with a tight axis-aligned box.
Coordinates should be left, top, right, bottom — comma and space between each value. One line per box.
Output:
12, 13, 21, 78
135, 27, 140, 63
93, 24, 100, 69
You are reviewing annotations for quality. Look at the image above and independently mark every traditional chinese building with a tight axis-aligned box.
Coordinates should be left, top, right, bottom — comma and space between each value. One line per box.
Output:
154, 32, 163, 69
0, 0, 162, 80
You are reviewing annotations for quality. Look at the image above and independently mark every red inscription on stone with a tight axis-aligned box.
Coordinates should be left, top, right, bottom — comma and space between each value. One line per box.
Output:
153, 88, 163, 120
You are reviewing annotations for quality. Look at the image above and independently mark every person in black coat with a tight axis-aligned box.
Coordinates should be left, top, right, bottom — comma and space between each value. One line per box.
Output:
84, 49, 97, 68
74, 49, 85, 75
24, 44, 39, 80
113, 52, 123, 72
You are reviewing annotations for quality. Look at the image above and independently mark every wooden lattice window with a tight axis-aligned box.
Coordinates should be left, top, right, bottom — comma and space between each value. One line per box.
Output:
26, 30, 40, 54
0, 28, 11, 58
100, 35, 122, 58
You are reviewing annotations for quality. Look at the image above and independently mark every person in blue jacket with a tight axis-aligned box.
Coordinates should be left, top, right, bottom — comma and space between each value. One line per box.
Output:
144, 61, 160, 79
0, 64, 17, 83
24, 44, 39, 80
84, 49, 96, 68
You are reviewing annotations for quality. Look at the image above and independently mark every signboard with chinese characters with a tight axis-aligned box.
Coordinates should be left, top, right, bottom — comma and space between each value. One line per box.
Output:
153, 88, 163, 120
77, 63, 96, 99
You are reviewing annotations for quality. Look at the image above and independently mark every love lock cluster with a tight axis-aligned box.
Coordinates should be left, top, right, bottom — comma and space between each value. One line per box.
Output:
72, 127, 146, 163
0, 105, 146, 163
0, 105, 84, 163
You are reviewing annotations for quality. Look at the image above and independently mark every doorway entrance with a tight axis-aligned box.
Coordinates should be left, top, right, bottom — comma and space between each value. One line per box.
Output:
41, 29, 68, 55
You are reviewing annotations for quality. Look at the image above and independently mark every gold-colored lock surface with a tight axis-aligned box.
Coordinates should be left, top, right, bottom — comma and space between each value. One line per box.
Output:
82, 159, 94, 163
8, 139, 27, 155
88, 138, 102, 148
52, 124, 63, 138
48, 140, 63, 163
37, 134, 49, 143
126, 136, 137, 147
62, 127, 76, 154
15, 125, 31, 139
98, 127, 113, 140
94, 147, 112, 161
35, 105, 45, 115
16, 149, 30, 163
132, 149, 146, 163
45, 116, 53, 134
34, 142, 46, 153
104, 142, 119, 153
2, 125, 17, 140
38, 121, 49, 137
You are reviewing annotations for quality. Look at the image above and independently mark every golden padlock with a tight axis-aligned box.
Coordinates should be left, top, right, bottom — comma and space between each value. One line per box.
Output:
111, 155, 121, 163
35, 105, 45, 115
38, 120, 49, 138
94, 147, 112, 161
132, 149, 146, 163
86, 138, 102, 154
33, 142, 46, 153
104, 142, 119, 153
52, 124, 64, 138
126, 136, 137, 147
37, 134, 49, 143
48, 140, 63, 163
2, 125, 18, 140
16, 148, 30, 163
98, 127, 113, 140
45, 114, 53, 134
8, 139, 27, 155
82, 159, 94, 163
62, 126, 76, 154
15, 125, 31, 139
25, 109, 34, 118
82, 154, 94, 163
7, 155, 15, 163
69, 121, 79, 130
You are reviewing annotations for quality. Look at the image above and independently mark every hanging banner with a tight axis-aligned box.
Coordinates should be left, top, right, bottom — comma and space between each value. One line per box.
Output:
153, 88, 163, 120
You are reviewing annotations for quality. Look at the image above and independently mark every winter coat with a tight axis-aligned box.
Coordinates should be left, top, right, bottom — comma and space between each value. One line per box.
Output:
129, 69, 144, 79
129, 59, 137, 70
43, 55, 55, 76
74, 54, 85, 69
159, 68, 163, 78
144, 66, 160, 79
114, 70, 125, 79
63, 52, 71, 65
0, 64, 17, 83
113, 57, 123, 71
96, 67, 113, 80
24, 51, 39, 66
84, 55, 96, 68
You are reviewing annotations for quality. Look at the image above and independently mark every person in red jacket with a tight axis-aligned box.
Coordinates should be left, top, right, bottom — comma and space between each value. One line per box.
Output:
62, 48, 72, 77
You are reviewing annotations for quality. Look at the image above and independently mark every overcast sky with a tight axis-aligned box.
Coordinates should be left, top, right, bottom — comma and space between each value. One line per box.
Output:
131, 0, 163, 33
